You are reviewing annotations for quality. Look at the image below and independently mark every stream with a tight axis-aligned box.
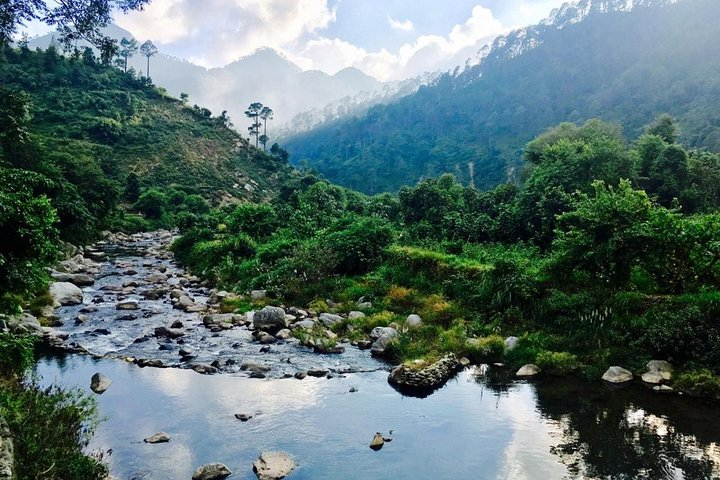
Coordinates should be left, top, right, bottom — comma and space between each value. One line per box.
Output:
36, 232, 720, 479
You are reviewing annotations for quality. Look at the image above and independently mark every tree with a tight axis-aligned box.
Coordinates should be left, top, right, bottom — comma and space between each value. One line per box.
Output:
179, 92, 189, 103
118, 37, 138, 72
245, 102, 263, 148
259, 106, 273, 151
139, 39, 157, 79
645, 114, 679, 144
0, 0, 151, 48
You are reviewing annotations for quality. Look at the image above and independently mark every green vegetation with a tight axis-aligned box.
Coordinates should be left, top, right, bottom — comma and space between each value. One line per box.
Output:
176, 116, 720, 396
0, 334, 107, 479
285, 0, 720, 194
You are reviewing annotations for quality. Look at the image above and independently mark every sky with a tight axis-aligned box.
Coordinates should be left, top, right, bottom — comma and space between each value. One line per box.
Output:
25, 0, 570, 81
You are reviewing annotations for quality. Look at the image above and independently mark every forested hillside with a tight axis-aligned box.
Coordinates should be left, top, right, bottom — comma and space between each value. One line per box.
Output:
285, 0, 720, 194
0, 45, 291, 306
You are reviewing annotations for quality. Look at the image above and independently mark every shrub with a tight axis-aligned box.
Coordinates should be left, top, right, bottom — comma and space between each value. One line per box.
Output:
466, 335, 505, 363
0, 334, 37, 377
674, 369, 720, 400
535, 350, 579, 376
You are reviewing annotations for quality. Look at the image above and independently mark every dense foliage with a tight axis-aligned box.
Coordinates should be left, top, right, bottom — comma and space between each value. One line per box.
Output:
177, 117, 720, 390
285, 0, 720, 194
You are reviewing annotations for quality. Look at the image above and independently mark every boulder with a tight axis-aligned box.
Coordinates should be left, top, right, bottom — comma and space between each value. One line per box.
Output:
370, 432, 385, 451
250, 290, 267, 301
192, 364, 219, 375
117, 300, 139, 310
192, 463, 232, 480
143, 432, 170, 444
516, 364, 541, 377
406, 314, 423, 328
292, 319, 315, 331
370, 327, 399, 357
253, 306, 287, 333
6, 313, 44, 336
49, 282, 83, 306
319, 313, 343, 327
602, 366, 633, 384
645, 360, 673, 383
241, 363, 271, 374
154, 326, 184, 339
253, 451, 295, 480
388, 354, 462, 390
504, 336, 519, 351
146, 273, 168, 284
235, 413, 252, 422
275, 329, 292, 340
90, 373, 111, 394
348, 311, 366, 321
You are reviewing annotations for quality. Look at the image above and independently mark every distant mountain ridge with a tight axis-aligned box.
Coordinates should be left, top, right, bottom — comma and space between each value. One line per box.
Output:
284, 0, 720, 194
27, 27, 383, 132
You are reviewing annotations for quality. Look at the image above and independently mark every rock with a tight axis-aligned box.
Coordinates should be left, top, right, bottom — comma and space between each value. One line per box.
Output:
52, 272, 94, 287
5, 313, 44, 336
257, 332, 278, 344
235, 413, 252, 422
504, 336, 519, 351
170, 289, 184, 299
275, 329, 292, 340
370, 327, 399, 357
253, 306, 287, 333
646, 360, 673, 381
192, 364, 219, 375
154, 326, 184, 339
250, 289, 267, 301
192, 463, 232, 480
49, 282, 84, 306
641, 371, 666, 385
459, 357, 471, 367
171, 320, 183, 329
175, 295, 195, 310
143, 432, 170, 444
294, 371, 307, 380
406, 314, 423, 328
146, 273, 168, 284
307, 369, 329, 377
292, 319, 315, 331
602, 366, 633, 384
370, 433, 385, 451
143, 288, 169, 300
357, 340, 372, 350
203, 314, 240, 329
179, 348, 193, 357
253, 451, 295, 480
357, 301, 373, 310
389, 354, 462, 390
241, 363, 271, 374
653, 385, 675, 393
516, 364, 541, 377
349, 387, 358, 393
90, 373, 111, 394
348, 311, 366, 321
319, 313, 343, 327
116, 300, 139, 310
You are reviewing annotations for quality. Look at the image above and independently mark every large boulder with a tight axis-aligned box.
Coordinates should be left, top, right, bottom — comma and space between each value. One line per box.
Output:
388, 354, 462, 390
253, 306, 287, 333
516, 364, 541, 377
641, 360, 674, 384
319, 313, 343, 327
49, 282, 83, 306
192, 463, 232, 480
253, 451, 296, 480
370, 327, 399, 357
602, 366, 633, 384
90, 373, 111, 394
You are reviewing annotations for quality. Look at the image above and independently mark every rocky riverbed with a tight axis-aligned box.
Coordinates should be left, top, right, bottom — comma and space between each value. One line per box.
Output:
43, 230, 387, 380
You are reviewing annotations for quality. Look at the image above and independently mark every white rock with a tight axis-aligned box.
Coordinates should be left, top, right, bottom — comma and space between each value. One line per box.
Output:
516, 364, 541, 377
602, 366, 633, 384
253, 451, 295, 480
49, 282, 83, 306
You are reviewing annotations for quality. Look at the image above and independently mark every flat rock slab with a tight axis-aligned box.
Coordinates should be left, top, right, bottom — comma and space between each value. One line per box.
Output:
253, 451, 296, 480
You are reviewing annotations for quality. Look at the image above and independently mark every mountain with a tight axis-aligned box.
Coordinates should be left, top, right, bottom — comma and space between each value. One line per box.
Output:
27, 28, 383, 131
283, 0, 720, 194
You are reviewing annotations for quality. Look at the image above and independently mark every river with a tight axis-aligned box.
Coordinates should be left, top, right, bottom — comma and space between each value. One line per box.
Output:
35, 232, 720, 479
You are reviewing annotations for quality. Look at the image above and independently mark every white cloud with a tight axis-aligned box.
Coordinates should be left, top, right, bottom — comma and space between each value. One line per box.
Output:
116, 0, 337, 66
388, 15, 414, 32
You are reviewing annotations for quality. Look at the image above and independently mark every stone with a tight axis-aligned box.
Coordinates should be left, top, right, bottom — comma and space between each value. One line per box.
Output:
170, 289, 184, 299
143, 432, 170, 444
235, 413, 252, 422
241, 363, 271, 374
253, 451, 295, 480
154, 327, 184, 339
294, 371, 307, 380
348, 311, 366, 321
253, 306, 287, 333
357, 302, 373, 310
116, 300, 139, 310
641, 371, 666, 385
319, 313, 343, 327
146, 273, 168, 284
646, 360, 673, 381
192, 364, 219, 375
275, 329, 292, 340
653, 385, 675, 393
292, 319, 315, 331
192, 463, 232, 480
307, 369, 329, 378
49, 282, 84, 306
406, 314, 423, 328
516, 364, 541, 377
349, 387, 358, 393
63, 273, 94, 287
0, 417, 14, 480
257, 332, 278, 344
90, 373, 111, 394
370, 433, 385, 451
602, 366, 633, 384
504, 336, 519, 351
251, 289, 268, 301
389, 354, 462, 390
370, 327, 399, 357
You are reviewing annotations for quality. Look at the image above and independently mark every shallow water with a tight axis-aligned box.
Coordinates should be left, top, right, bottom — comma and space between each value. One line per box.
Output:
39, 233, 720, 479
35, 354, 720, 480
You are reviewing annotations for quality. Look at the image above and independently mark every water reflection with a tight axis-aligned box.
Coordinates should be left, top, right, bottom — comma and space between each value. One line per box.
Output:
34, 355, 720, 480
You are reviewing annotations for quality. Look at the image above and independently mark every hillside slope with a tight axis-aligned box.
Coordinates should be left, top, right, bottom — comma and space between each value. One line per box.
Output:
0, 46, 291, 201
284, 0, 720, 194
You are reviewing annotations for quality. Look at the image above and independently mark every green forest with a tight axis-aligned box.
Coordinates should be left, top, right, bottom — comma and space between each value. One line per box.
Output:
285, 0, 720, 194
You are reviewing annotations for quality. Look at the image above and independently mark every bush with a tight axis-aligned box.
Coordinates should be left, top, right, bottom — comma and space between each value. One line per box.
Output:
466, 335, 505, 363
674, 369, 720, 400
0, 334, 36, 377
535, 350, 579, 376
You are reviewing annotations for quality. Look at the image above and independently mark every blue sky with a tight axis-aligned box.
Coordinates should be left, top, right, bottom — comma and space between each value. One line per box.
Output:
24, 0, 569, 80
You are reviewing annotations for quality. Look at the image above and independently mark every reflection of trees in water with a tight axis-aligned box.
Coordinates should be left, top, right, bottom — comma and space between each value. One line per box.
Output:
533, 379, 720, 479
